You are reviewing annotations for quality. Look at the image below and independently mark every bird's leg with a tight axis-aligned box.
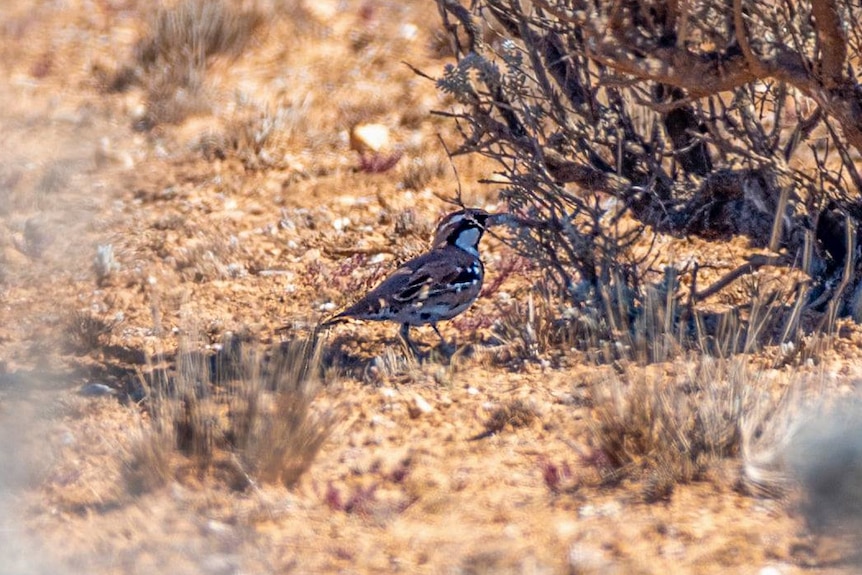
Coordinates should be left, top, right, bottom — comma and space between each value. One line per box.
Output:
430, 323, 457, 358
431, 323, 448, 347
398, 323, 421, 357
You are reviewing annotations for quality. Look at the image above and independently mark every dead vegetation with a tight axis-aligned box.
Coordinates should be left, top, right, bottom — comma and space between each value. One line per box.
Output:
128, 333, 336, 493
117, 0, 265, 127
196, 102, 310, 170
65, 310, 123, 355
481, 272, 818, 500
472, 398, 538, 439
587, 356, 751, 497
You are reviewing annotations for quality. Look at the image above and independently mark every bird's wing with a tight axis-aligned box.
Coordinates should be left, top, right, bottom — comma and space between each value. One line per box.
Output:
321, 249, 481, 323
394, 255, 482, 302
321, 258, 427, 323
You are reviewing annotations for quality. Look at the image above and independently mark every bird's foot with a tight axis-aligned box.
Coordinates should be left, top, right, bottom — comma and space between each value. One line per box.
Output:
431, 341, 457, 360
398, 324, 425, 360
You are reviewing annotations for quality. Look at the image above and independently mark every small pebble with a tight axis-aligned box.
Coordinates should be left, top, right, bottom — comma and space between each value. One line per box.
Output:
349, 123, 391, 154
408, 394, 433, 418
332, 217, 351, 232
399, 23, 418, 40
205, 520, 232, 535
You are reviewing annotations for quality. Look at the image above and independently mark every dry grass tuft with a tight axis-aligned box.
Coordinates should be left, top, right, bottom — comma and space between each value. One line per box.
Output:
491, 292, 560, 362
223, 107, 290, 170
472, 398, 538, 439
587, 356, 752, 496
363, 346, 420, 385
231, 338, 336, 487
125, 419, 174, 496
197, 103, 308, 170
398, 154, 447, 190
65, 310, 123, 354
570, 277, 818, 498
128, 333, 336, 492
128, 0, 264, 127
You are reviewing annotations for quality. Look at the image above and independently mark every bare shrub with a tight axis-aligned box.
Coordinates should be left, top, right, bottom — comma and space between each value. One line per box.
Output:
129, 0, 264, 127
129, 333, 336, 491
433, 0, 862, 341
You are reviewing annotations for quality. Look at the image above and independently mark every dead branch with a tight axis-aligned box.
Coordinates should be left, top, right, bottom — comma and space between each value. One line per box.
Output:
692, 255, 785, 301
811, 0, 847, 88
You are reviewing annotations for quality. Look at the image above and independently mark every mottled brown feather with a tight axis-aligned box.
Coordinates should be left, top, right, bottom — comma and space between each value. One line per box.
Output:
321, 209, 492, 351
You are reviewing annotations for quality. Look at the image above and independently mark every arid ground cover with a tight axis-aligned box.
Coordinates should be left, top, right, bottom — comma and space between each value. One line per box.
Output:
2, 1, 862, 573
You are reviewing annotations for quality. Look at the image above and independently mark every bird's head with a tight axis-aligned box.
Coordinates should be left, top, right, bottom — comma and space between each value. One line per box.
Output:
432, 208, 492, 256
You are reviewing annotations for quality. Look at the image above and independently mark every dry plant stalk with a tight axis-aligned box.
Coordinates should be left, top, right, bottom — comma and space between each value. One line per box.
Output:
66, 310, 123, 354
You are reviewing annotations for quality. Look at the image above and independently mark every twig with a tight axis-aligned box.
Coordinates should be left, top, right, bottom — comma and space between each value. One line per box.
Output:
692, 255, 784, 300
323, 247, 395, 258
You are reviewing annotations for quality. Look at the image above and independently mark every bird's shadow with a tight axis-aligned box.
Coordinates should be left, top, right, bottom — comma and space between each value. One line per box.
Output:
319, 330, 478, 381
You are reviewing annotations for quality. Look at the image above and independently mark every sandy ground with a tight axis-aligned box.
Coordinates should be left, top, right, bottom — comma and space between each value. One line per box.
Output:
2, 1, 862, 573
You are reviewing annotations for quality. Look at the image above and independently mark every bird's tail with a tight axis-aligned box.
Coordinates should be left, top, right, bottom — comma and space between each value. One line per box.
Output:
276, 312, 346, 336
319, 311, 349, 328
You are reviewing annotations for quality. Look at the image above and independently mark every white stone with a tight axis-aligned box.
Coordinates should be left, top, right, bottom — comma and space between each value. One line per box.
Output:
332, 217, 351, 232
411, 394, 433, 415
399, 23, 418, 40
350, 123, 391, 154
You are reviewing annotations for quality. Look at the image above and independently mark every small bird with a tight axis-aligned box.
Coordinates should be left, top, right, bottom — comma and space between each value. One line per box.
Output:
322, 208, 495, 355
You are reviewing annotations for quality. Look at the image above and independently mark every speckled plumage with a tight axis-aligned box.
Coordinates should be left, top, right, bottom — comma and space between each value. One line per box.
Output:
323, 209, 493, 354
